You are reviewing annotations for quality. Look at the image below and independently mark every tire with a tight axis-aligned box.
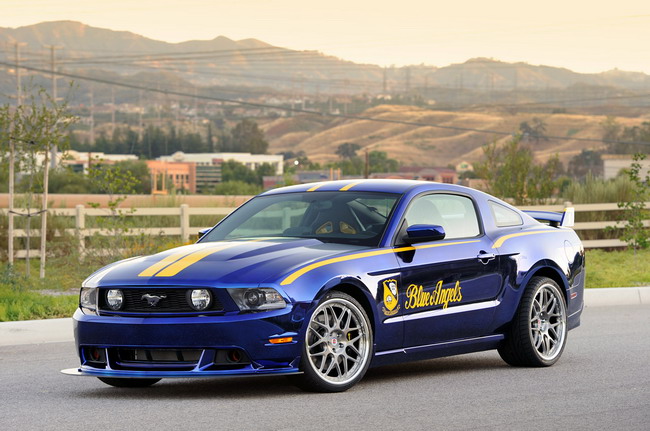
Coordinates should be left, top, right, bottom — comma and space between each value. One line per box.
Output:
498, 276, 568, 367
98, 377, 161, 388
291, 291, 373, 392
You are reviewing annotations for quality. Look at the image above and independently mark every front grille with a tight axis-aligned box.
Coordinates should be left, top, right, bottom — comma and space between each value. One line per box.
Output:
98, 288, 224, 314
101, 347, 252, 371
110, 348, 203, 371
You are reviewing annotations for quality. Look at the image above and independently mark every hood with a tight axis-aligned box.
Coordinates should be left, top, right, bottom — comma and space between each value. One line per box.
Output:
84, 238, 364, 288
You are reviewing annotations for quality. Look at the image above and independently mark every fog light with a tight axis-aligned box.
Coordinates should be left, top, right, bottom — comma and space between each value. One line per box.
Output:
106, 289, 124, 310
189, 289, 212, 311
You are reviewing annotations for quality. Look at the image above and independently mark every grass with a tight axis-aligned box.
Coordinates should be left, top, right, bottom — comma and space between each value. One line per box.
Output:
0, 263, 80, 321
585, 248, 650, 288
0, 246, 648, 322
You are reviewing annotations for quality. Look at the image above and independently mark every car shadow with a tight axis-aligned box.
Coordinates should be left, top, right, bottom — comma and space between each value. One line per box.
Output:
363, 352, 507, 384
71, 352, 507, 399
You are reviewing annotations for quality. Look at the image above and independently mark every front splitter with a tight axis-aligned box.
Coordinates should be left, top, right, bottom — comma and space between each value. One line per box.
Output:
61, 367, 301, 379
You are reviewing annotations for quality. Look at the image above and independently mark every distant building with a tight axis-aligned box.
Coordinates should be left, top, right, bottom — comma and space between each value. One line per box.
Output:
195, 165, 222, 193
158, 152, 284, 175
263, 169, 346, 189
398, 166, 458, 184
602, 155, 650, 180
60, 150, 138, 173
146, 160, 196, 194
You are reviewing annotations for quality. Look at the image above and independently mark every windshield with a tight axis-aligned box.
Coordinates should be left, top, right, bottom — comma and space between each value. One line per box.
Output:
201, 191, 400, 247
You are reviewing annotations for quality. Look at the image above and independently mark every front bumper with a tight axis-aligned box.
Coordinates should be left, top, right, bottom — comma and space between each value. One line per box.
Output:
67, 305, 306, 378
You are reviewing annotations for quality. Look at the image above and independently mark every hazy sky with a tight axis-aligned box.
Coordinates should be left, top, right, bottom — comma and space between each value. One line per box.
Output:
2, 0, 650, 73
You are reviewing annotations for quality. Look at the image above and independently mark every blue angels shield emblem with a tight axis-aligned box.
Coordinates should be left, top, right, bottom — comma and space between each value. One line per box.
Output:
382, 279, 400, 316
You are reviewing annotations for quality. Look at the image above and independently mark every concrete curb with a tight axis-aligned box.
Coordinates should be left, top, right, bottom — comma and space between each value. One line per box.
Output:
1, 288, 648, 347
0, 317, 72, 347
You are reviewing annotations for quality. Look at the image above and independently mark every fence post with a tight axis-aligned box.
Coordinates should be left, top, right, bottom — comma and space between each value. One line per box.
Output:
563, 201, 573, 209
180, 204, 190, 243
75, 204, 85, 258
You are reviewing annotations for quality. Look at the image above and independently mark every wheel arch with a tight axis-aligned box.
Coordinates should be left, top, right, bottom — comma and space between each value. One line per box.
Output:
316, 278, 378, 336
523, 261, 570, 305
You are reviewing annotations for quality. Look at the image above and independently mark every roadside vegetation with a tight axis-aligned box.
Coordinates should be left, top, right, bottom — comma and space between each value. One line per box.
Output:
0, 244, 646, 322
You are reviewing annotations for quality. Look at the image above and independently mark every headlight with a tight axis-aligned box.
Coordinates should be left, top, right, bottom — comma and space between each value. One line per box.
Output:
80, 287, 97, 311
188, 289, 212, 311
227, 288, 286, 311
106, 289, 124, 311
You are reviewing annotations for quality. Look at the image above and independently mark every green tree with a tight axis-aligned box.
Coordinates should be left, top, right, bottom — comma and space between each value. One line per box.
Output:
212, 181, 262, 195
229, 119, 269, 154
612, 153, 650, 251
568, 150, 603, 180
1, 86, 76, 277
114, 160, 152, 194
519, 117, 548, 145
221, 160, 259, 184
336, 143, 361, 159
601, 117, 649, 154
47, 167, 91, 194
474, 135, 562, 205
369, 151, 399, 174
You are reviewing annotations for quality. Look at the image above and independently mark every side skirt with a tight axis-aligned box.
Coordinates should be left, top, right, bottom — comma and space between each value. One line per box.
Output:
371, 334, 504, 368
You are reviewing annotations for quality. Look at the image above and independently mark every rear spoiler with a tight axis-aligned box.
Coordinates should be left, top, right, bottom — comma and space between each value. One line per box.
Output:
523, 208, 574, 227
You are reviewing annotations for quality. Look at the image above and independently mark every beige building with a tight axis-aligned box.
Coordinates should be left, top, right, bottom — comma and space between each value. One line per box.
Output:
146, 160, 197, 194
158, 152, 284, 175
602, 155, 650, 180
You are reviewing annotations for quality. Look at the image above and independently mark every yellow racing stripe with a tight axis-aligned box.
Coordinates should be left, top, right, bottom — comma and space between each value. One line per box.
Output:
138, 249, 197, 277
151, 238, 275, 277
280, 239, 480, 286
339, 181, 365, 191
492, 230, 558, 248
155, 244, 237, 277
307, 183, 325, 192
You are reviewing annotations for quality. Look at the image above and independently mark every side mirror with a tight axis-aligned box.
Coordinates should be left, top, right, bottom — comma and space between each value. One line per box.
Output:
197, 228, 211, 239
404, 224, 445, 244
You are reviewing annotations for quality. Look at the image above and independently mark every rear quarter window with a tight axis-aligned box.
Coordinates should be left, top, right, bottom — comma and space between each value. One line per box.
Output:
489, 201, 523, 227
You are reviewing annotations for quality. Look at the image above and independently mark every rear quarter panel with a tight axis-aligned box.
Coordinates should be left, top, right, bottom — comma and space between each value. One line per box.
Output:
489, 225, 585, 332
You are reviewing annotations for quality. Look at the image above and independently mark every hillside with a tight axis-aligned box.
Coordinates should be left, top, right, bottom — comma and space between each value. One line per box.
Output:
2, 21, 650, 96
0, 21, 386, 92
262, 105, 649, 167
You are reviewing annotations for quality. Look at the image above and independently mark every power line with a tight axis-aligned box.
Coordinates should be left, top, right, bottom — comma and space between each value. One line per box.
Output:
2, 60, 649, 148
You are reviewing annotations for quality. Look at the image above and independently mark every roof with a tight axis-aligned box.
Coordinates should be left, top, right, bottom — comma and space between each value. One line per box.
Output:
261, 179, 474, 195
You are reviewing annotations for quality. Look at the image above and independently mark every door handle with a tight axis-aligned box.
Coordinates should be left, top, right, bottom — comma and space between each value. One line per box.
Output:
477, 251, 495, 264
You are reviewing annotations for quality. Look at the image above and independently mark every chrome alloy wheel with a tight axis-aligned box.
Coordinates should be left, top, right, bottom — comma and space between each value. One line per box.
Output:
305, 298, 371, 386
530, 284, 567, 361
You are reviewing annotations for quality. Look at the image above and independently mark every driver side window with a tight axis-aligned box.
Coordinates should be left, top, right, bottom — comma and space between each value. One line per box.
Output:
404, 194, 480, 239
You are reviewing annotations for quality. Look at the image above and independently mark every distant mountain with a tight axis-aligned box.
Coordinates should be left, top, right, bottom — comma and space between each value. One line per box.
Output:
0, 21, 387, 93
424, 58, 650, 91
1, 21, 649, 99
0, 20, 263, 53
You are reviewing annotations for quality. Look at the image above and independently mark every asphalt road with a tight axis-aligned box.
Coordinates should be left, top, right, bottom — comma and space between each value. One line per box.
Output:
1, 305, 649, 431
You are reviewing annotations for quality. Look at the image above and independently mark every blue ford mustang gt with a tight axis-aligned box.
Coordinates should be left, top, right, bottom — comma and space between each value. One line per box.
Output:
63, 180, 585, 392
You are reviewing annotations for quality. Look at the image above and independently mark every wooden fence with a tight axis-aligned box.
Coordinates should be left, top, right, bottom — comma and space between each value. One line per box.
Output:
2, 201, 650, 259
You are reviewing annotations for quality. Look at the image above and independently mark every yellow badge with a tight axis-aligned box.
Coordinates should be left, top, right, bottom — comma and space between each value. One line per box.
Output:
382, 279, 400, 316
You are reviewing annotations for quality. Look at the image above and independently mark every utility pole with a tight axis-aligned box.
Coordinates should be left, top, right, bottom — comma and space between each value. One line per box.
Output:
193, 88, 198, 132
8, 42, 26, 265
8, 135, 15, 265
13, 42, 27, 106
405, 67, 411, 94
45, 45, 63, 169
138, 90, 144, 144
364, 148, 369, 179
44, 45, 63, 102
89, 85, 95, 146
110, 86, 116, 137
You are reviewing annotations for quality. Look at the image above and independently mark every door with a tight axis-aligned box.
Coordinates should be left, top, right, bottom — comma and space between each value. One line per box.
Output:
396, 193, 504, 347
